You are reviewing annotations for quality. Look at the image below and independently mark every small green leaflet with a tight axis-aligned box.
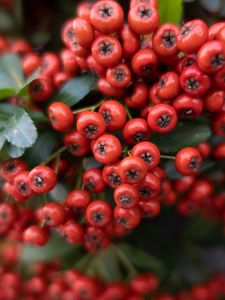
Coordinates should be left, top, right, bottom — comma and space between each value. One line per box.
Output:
158, 0, 183, 25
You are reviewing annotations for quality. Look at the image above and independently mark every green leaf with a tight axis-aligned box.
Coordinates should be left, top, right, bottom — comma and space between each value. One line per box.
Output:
151, 119, 212, 154
165, 160, 183, 180
23, 130, 59, 168
118, 243, 165, 277
18, 67, 42, 97
6, 143, 25, 158
21, 234, 79, 262
25, 107, 48, 123
158, 0, 183, 25
5, 107, 37, 148
54, 73, 98, 107
0, 129, 6, 150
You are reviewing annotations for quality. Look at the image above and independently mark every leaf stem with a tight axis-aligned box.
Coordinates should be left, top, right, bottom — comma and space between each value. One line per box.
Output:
73, 100, 103, 115
160, 155, 175, 160
125, 105, 132, 120
41, 146, 67, 166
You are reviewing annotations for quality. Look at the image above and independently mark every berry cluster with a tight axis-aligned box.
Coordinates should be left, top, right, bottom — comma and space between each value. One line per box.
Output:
0, 0, 225, 257
1, 241, 225, 300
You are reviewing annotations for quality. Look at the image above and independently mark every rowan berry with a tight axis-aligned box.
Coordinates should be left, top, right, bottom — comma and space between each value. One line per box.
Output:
114, 184, 139, 208
173, 93, 203, 118
23, 225, 49, 246
175, 147, 202, 175
120, 24, 140, 58
29, 166, 57, 194
1, 159, 27, 184
82, 168, 106, 193
39, 203, 65, 227
73, 18, 94, 48
13, 171, 34, 198
106, 63, 132, 88
204, 89, 224, 113
102, 162, 123, 189
29, 75, 53, 102
48, 102, 74, 132
64, 130, 90, 157
123, 118, 151, 145
65, 189, 91, 208
61, 219, 84, 244
98, 78, 126, 97
86, 200, 113, 227
136, 172, 161, 201
139, 200, 160, 218
125, 82, 148, 108
156, 71, 180, 100
114, 206, 141, 229
131, 48, 158, 78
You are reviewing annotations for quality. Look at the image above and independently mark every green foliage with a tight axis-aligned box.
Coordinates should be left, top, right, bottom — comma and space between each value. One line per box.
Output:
54, 73, 98, 107
151, 119, 212, 154
158, 0, 183, 25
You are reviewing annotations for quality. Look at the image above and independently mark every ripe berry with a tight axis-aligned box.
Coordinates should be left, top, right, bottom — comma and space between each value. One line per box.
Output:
208, 22, 225, 40
102, 162, 123, 189
85, 226, 109, 253
196, 141, 211, 158
153, 23, 179, 57
90, 0, 124, 34
139, 200, 161, 218
177, 19, 208, 53
39, 203, 65, 227
13, 171, 33, 198
98, 78, 125, 97
98, 100, 126, 131
106, 63, 132, 88
76, 2, 93, 21
180, 66, 211, 97
92, 134, 122, 165
60, 48, 79, 75
64, 130, 90, 157
197, 40, 225, 73
118, 156, 148, 184
114, 206, 141, 229
21, 53, 41, 76
29, 166, 57, 194
0, 203, 17, 229
131, 273, 159, 294
175, 147, 202, 175
156, 71, 180, 100
120, 24, 140, 58
41, 52, 61, 76
147, 104, 178, 133
114, 184, 139, 208
128, 4, 159, 34
29, 75, 53, 102
177, 54, 197, 74
213, 112, 225, 137
214, 142, 225, 159
82, 168, 106, 193
130, 0, 158, 8
76, 111, 106, 140
61, 219, 84, 244
73, 18, 94, 48
86, 200, 113, 227
131, 48, 158, 78
48, 102, 74, 132
213, 67, 225, 90
23, 225, 49, 246
173, 93, 203, 118
91, 35, 122, 68
1, 159, 27, 184
131, 141, 160, 170
65, 189, 91, 208
136, 172, 161, 201
125, 82, 148, 108
123, 118, 151, 145
204, 89, 224, 112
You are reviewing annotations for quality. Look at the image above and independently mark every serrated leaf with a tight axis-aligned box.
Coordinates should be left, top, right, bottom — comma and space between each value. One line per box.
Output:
118, 243, 165, 277
158, 0, 183, 25
5, 108, 37, 148
0, 129, 6, 150
6, 143, 25, 158
23, 130, 59, 168
151, 119, 212, 154
54, 73, 98, 107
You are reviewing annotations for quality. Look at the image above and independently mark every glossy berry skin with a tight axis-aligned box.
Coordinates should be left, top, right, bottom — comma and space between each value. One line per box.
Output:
29, 75, 53, 102
64, 130, 90, 157
196, 141, 211, 158
120, 24, 140, 58
61, 219, 84, 244
98, 100, 126, 131
114, 184, 139, 208
92, 134, 122, 165
153, 23, 179, 57
125, 82, 148, 108
99, 283, 129, 300
85, 226, 109, 253
106, 64, 132, 88
87, 55, 106, 77
60, 48, 79, 75
208, 22, 225, 40
156, 71, 180, 100
131, 141, 160, 170
23, 225, 49, 246
131, 48, 158, 78
214, 142, 225, 159
73, 18, 94, 48
213, 68, 225, 90
128, 4, 159, 34
118, 156, 148, 184
136, 172, 161, 201
41, 52, 61, 76
213, 112, 225, 137
149, 83, 162, 105
102, 163, 123, 189
98, 78, 126, 97
61, 19, 76, 48
76, 111, 106, 140
0, 203, 17, 230
197, 40, 225, 73
29, 166, 57, 194
54, 71, 71, 88
48, 102, 74, 132
180, 66, 211, 97
13, 171, 33, 198
21, 53, 41, 76
90, 0, 124, 34
139, 200, 161, 218
204, 89, 224, 112
65, 189, 91, 208
147, 104, 178, 133
76, 2, 93, 21
86, 200, 113, 228
175, 147, 202, 176
130, 0, 158, 8
173, 93, 203, 118
123, 118, 151, 145
73, 276, 101, 300
91, 36, 122, 68
177, 54, 197, 74
82, 168, 106, 193
1, 159, 27, 184
131, 273, 159, 294
177, 19, 208, 53
114, 206, 141, 229
39, 203, 65, 227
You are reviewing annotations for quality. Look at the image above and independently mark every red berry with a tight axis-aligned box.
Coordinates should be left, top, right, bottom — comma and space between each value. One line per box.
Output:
48, 102, 74, 132
136, 172, 161, 201
29, 75, 53, 102
123, 118, 151, 145
83, 168, 106, 193
102, 162, 123, 189
23, 225, 49, 246
173, 93, 203, 118
13, 171, 34, 197
131, 48, 158, 78
175, 147, 202, 175
73, 18, 94, 48
86, 200, 113, 227
65, 189, 91, 208
29, 166, 57, 194
114, 184, 139, 208
1, 159, 27, 184
61, 219, 84, 244
119, 156, 148, 184
114, 206, 141, 229
106, 63, 132, 88
64, 130, 90, 157
39, 203, 65, 227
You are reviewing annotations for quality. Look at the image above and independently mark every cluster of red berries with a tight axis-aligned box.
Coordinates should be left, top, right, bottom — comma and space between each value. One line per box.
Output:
1, 240, 225, 300
0, 0, 225, 253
